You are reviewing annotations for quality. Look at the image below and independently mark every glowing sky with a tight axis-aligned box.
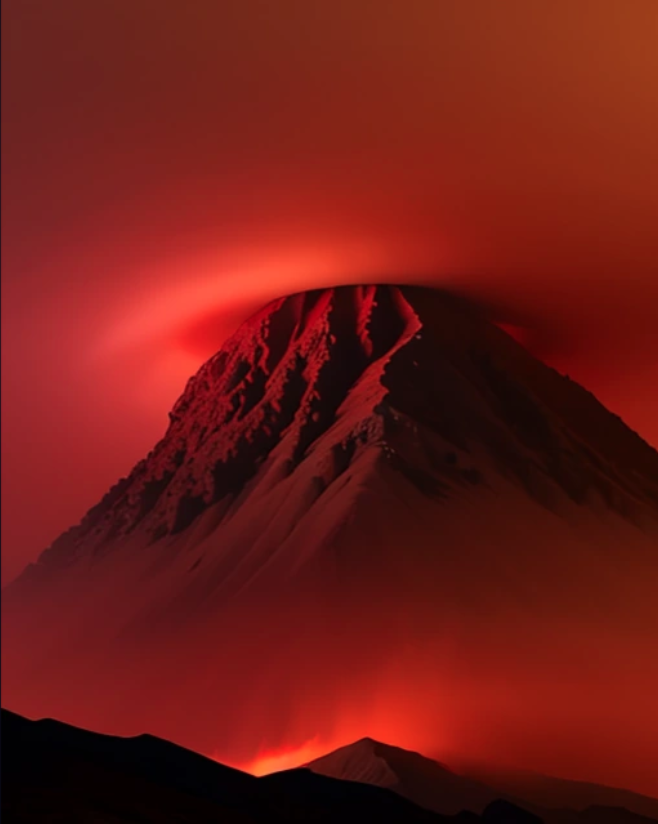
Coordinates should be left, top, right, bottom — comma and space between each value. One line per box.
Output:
2, 1, 658, 582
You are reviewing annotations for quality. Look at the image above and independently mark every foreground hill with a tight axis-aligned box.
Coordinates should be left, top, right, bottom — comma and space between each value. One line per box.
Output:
0, 709, 524, 823
3, 710, 655, 824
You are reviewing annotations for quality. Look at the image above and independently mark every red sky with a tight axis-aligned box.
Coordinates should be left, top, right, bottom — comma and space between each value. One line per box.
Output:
2, 1, 658, 583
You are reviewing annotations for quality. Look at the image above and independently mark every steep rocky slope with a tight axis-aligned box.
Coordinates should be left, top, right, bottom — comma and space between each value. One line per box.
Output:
18, 285, 658, 571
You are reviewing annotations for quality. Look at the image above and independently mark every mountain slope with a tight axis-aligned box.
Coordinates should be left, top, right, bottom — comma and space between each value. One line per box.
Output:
305, 738, 658, 822
3, 285, 658, 794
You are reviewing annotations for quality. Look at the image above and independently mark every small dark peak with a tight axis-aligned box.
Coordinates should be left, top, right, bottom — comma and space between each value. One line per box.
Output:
579, 806, 653, 824
445, 451, 458, 465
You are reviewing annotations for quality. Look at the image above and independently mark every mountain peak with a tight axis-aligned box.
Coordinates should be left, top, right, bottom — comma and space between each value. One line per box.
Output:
21, 284, 658, 580
324, 736, 453, 771
306, 736, 504, 815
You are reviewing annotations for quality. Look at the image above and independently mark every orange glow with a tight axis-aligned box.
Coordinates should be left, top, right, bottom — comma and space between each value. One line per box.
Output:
97, 242, 444, 357
237, 736, 329, 776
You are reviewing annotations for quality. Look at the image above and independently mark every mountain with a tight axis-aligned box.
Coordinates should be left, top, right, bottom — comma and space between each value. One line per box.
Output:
3, 285, 658, 794
0, 708, 463, 823
455, 763, 658, 822
3, 710, 652, 824
305, 738, 658, 823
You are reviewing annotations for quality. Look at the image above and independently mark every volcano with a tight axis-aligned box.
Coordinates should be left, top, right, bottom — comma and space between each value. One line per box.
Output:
3, 285, 658, 795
